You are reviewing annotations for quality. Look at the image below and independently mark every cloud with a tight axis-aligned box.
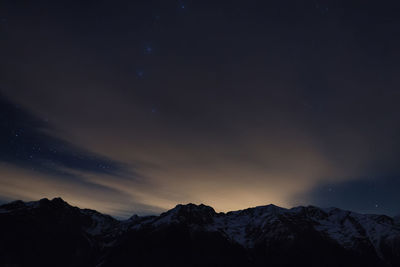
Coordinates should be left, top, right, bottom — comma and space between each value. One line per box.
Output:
0, 163, 164, 218
1, 0, 400, 217
0, 92, 132, 179
0, 92, 167, 217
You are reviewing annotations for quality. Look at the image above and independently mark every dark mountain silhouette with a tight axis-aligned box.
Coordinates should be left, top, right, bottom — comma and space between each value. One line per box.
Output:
0, 198, 399, 267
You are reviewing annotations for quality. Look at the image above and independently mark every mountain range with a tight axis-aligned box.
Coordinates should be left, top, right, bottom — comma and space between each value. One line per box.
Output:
0, 198, 399, 267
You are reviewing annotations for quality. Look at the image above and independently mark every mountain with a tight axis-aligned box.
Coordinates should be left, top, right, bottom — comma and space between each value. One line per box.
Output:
0, 198, 399, 267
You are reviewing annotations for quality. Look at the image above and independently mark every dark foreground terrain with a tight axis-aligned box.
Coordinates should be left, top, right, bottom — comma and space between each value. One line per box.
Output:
0, 198, 399, 267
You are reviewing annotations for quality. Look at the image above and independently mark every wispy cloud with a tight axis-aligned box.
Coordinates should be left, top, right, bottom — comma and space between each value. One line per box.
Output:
0, 92, 131, 179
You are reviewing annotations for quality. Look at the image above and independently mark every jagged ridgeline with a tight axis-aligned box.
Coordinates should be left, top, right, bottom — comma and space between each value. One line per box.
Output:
0, 198, 400, 267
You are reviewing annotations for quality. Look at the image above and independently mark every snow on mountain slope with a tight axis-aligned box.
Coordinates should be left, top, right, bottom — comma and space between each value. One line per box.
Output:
124, 202, 400, 258
1, 198, 399, 264
81, 209, 118, 236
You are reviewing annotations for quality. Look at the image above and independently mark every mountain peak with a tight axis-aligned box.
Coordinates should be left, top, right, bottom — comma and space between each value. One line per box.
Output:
173, 203, 215, 212
35, 197, 70, 209
227, 203, 285, 217
155, 203, 216, 225
51, 197, 66, 202
50, 197, 69, 206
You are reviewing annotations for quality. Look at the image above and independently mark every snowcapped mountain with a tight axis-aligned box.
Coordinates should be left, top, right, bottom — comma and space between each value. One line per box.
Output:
0, 198, 399, 267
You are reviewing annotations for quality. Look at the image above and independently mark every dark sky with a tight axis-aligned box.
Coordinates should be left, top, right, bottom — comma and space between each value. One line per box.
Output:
1, 0, 400, 218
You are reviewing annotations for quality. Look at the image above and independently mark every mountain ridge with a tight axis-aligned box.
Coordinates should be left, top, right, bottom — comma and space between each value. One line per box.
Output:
1, 197, 395, 220
0, 198, 399, 267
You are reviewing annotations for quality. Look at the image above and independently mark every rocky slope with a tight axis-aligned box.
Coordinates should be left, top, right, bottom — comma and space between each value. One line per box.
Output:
0, 198, 399, 267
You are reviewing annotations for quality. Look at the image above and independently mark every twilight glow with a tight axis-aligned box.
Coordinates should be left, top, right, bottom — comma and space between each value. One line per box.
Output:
1, 0, 400, 218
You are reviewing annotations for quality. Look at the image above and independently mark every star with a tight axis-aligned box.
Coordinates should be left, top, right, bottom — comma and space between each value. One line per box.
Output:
136, 70, 144, 78
144, 46, 153, 54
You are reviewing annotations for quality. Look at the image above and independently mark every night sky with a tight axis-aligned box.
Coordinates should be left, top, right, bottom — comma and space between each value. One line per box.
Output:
1, 0, 400, 218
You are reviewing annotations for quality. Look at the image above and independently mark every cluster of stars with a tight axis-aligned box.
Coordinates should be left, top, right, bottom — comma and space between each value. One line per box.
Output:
133, 2, 188, 114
